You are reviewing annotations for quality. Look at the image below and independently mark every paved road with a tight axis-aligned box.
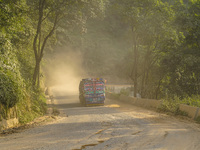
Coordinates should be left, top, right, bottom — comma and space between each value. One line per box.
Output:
0, 87, 200, 150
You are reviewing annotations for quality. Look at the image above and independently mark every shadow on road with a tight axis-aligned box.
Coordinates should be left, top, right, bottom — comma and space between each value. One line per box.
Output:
48, 93, 123, 116
55, 95, 78, 100
53, 103, 82, 109
52, 93, 82, 108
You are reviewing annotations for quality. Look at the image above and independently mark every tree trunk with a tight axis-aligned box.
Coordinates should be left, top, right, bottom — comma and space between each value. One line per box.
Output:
133, 36, 138, 97
32, 0, 58, 88
32, 0, 44, 87
129, 26, 139, 98
141, 71, 146, 98
155, 78, 162, 99
141, 47, 151, 98
37, 62, 40, 88
33, 59, 40, 87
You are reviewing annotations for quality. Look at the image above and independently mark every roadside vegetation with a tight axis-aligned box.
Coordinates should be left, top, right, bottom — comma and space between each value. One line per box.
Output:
158, 97, 188, 116
0, 1, 45, 123
158, 96, 200, 121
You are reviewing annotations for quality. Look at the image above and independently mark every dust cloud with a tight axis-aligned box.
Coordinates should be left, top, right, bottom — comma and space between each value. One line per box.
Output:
44, 47, 85, 96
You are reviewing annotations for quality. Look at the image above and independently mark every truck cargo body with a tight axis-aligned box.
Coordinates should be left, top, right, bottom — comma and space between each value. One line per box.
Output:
79, 78, 106, 106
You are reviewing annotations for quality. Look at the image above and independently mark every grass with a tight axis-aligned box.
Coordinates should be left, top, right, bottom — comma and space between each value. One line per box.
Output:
16, 90, 47, 124
157, 99, 181, 115
157, 96, 195, 117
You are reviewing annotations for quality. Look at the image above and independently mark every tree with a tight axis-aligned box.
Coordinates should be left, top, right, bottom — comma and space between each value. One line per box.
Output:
108, 0, 177, 98
28, 0, 67, 87
29, 0, 108, 87
161, 0, 200, 97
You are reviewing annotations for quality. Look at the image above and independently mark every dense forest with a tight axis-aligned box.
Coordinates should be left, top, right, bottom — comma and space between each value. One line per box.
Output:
0, 0, 200, 122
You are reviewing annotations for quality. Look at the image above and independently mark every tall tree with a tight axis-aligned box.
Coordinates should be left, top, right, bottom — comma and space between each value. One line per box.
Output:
29, 0, 108, 87
109, 0, 177, 98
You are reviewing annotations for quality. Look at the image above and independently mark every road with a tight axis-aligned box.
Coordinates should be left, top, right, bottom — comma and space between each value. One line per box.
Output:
0, 87, 200, 150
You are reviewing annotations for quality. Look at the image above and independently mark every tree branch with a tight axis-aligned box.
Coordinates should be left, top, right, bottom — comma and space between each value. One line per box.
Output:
42, 9, 53, 22
39, 14, 58, 61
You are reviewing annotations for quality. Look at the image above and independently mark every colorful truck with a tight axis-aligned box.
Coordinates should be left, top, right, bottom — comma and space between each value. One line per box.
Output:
79, 78, 106, 106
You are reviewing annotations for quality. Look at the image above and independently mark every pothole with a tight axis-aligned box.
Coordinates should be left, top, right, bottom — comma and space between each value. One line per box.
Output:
132, 130, 142, 135
95, 129, 106, 135
72, 140, 105, 150
101, 121, 112, 126
164, 131, 168, 138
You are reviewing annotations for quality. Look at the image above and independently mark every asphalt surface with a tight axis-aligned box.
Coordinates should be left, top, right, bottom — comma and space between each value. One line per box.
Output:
0, 87, 200, 150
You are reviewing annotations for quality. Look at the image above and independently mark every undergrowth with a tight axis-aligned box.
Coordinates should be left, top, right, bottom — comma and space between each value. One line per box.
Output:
0, 47, 47, 124
181, 95, 200, 108
157, 97, 181, 115
17, 89, 47, 124
157, 95, 200, 117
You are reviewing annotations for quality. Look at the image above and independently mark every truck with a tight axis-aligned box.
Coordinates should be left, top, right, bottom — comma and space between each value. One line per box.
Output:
79, 78, 106, 106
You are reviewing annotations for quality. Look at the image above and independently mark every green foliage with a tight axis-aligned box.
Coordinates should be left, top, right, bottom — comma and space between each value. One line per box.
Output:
0, 103, 7, 121
17, 90, 47, 124
158, 95, 200, 117
158, 98, 180, 115
180, 95, 200, 107
0, 42, 46, 122
157, 0, 200, 98
0, 38, 24, 108
0, 0, 47, 124
158, 97, 188, 116
0, 70, 23, 108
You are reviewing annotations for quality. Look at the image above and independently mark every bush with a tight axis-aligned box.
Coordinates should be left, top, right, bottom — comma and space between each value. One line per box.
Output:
0, 43, 46, 122
158, 96, 189, 116
0, 46, 24, 109
158, 99, 180, 115
17, 89, 47, 124
0, 70, 23, 108
0, 17, 47, 124
181, 95, 200, 107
